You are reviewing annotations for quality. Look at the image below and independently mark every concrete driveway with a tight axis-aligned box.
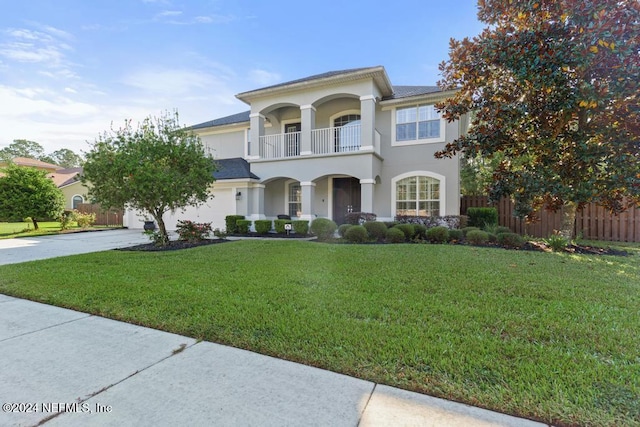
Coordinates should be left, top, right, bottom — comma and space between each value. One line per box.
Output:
0, 229, 149, 265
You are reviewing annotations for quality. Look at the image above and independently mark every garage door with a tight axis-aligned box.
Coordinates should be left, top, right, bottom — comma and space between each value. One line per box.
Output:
161, 188, 235, 231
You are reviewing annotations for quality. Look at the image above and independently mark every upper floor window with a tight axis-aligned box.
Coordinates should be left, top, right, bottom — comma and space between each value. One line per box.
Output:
395, 104, 442, 143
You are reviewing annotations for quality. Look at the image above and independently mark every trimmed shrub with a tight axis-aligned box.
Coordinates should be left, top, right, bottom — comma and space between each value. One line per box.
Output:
274, 219, 292, 234
448, 229, 463, 241
310, 218, 338, 241
292, 220, 309, 235
413, 224, 428, 240
363, 221, 388, 241
254, 220, 272, 234
395, 215, 468, 229
384, 221, 398, 228
461, 226, 480, 236
338, 224, 353, 237
394, 223, 415, 241
176, 220, 212, 242
426, 226, 449, 243
497, 232, 525, 248
236, 219, 251, 234
59, 210, 75, 230
344, 212, 377, 225
466, 229, 489, 245
344, 225, 369, 243
487, 232, 498, 243
386, 227, 406, 243
467, 207, 498, 228
225, 215, 245, 234
74, 211, 96, 228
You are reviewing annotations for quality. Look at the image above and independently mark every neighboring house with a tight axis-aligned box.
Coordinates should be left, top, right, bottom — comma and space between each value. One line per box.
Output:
0, 158, 89, 210
123, 66, 467, 230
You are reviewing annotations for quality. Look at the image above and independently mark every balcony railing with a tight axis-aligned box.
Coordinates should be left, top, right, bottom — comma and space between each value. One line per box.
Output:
259, 132, 300, 159
256, 124, 377, 160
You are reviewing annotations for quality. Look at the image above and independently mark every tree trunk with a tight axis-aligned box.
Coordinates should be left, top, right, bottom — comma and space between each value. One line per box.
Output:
559, 201, 577, 240
154, 213, 169, 246
32, 218, 39, 230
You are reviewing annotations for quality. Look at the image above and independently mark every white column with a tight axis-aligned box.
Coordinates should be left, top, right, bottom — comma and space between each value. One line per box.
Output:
359, 95, 376, 151
249, 113, 265, 159
300, 104, 315, 156
360, 178, 375, 213
300, 181, 316, 221
249, 184, 266, 221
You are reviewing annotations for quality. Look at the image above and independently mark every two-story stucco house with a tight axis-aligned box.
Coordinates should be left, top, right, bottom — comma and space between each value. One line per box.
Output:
124, 66, 465, 230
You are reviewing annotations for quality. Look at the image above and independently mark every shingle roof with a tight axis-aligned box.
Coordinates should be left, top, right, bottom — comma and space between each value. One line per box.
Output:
213, 158, 259, 180
48, 167, 83, 188
190, 111, 251, 130
8, 157, 63, 170
386, 85, 441, 100
243, 67, 377, 93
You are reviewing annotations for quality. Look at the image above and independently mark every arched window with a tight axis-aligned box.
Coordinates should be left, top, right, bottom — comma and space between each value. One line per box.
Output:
395, 176, 440, 217
72, 195, 84, 209
333, 114, 361, 152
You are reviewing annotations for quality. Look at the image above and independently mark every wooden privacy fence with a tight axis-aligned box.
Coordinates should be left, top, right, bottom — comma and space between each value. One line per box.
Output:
460, 196, 640, 242
76, 203, 123, 227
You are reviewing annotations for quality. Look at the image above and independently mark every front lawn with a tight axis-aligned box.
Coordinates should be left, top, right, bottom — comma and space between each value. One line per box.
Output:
0, 241, 637, 426
0, 221, 112, 239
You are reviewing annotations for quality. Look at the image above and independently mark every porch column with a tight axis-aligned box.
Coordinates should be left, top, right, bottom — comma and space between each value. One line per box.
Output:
300, 105, 315, 156
300, 181, 316, 221
249, 113, 265, 159
249, 184, 266, 221
360, 179, 375, 214
359, 95, 376, 151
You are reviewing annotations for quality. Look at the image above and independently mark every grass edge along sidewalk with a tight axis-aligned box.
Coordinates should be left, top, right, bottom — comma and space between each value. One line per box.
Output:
0, 240, 638, 427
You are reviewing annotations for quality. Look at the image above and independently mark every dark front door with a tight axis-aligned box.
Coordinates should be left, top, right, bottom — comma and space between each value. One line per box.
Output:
333, 177, 361, 225
284, 123, 301, 157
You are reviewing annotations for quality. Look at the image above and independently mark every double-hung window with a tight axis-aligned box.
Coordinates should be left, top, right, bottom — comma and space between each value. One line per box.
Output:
395, 104, 441, 142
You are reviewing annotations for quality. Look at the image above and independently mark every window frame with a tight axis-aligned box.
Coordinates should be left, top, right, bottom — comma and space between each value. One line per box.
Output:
285, 180, 302, 218
391, 172, 446, 217
392, 104, 445, 146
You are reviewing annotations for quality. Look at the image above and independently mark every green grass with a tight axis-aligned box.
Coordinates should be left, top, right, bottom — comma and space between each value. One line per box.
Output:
0, 221, 113, 239
0, 241, 638, 426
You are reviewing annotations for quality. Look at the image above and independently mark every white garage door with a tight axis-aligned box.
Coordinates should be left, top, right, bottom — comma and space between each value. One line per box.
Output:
161, 188, 235, 231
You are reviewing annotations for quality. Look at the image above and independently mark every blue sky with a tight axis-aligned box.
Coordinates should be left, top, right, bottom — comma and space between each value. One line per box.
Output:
0, 0, 484, 154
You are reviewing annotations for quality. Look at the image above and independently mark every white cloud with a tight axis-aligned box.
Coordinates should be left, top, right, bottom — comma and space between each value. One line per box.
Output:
156, 10, 183, 18
248, 69, 281, 86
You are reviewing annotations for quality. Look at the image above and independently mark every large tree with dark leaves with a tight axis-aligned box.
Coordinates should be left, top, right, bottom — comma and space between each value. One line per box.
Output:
436, 0, 640, 237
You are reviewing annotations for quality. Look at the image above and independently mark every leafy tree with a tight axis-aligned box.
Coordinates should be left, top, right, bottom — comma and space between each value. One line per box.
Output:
82, 111, 216, 245
48, 148, 84, 168
0, 139, 46, 162
0, 165, 65, 229
460, 153, 503, 196
436, 0, 640, 237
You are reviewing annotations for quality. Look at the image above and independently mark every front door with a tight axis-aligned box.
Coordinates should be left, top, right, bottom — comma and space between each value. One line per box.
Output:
284, 123, 301, 157
333, 177, 361, 225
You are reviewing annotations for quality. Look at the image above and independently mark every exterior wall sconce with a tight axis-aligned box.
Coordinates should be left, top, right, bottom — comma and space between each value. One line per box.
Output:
236, 191, 242, 200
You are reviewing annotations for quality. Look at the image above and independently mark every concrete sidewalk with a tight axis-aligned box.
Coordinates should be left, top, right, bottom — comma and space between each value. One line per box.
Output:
0, 229, 150, 265
0, 296, 546, 426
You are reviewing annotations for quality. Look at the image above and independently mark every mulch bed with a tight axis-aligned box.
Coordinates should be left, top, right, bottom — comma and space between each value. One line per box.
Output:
116, 239, 231, 252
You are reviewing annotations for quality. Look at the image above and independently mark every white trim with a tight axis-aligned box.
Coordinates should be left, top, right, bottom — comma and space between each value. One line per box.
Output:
244, 127, 251, 158
359, 95, 377, 102
249, 112, 265, 119
391, 171, 446, 217
284, 179, 302, 218
300, 181, 316, 187
359, 179, 376, 185
329, 109, 361, 126
71, 194, 84, 209
300, 104, 316, 111
281, 118, 302, 134
390, 103, 446, 146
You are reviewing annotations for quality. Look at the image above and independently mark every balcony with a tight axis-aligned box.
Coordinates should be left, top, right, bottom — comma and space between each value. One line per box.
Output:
252, 125, 380, 161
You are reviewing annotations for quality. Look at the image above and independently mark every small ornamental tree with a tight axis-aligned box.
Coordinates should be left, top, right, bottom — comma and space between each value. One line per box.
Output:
436, 0, 640, 238
82, 111, 216, 245
0, 165, 65, 229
